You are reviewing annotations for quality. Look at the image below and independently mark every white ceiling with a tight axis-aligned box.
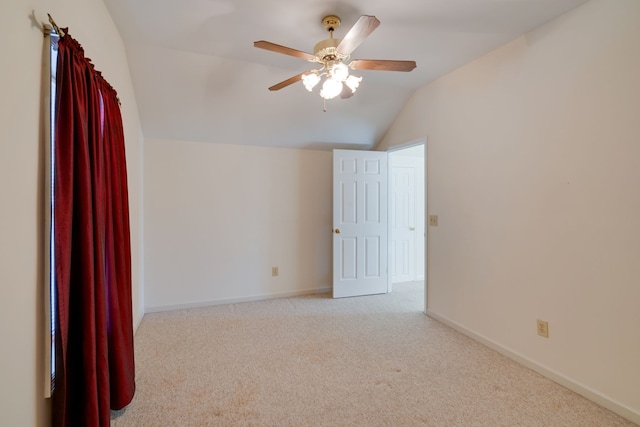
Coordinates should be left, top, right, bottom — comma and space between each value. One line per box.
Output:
103, 0, 588, 150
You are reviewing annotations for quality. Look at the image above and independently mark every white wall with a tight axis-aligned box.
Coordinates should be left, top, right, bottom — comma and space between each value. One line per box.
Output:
377, 0, 640, 422
144, 139, 332, 311
0, 0, 144, 425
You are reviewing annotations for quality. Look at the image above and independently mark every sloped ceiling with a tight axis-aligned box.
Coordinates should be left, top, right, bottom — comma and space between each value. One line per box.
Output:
103, 0, 588, 150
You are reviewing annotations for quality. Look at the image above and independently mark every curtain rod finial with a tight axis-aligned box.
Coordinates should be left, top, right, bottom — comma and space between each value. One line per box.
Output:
46, 13, 65, 37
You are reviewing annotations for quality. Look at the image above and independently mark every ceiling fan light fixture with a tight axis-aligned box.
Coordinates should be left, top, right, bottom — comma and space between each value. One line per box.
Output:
330, 62, 349, 81
302, 72, 321, 91
320, 77, 343, 100
345, 74, 362, 93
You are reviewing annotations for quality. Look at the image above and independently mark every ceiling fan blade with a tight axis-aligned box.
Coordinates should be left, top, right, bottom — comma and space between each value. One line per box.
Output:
254, 41, 316, 62
336, 15, 380, 56
268, 71, 312, 91
349, 59, 417, 72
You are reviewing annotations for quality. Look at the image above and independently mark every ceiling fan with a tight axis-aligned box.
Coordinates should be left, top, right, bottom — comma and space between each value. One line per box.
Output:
254, 15, 417, 103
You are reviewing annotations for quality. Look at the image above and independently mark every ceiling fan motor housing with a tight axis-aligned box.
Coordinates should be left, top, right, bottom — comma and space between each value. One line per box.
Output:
314, 38, 342, 61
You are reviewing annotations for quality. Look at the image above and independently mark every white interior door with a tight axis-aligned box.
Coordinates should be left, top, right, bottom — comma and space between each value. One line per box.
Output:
333, 149, 388, 298
390, 162, 417, 283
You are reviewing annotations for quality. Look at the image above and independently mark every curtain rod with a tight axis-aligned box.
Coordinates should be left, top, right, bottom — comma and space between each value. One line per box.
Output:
46, 13, 65, 37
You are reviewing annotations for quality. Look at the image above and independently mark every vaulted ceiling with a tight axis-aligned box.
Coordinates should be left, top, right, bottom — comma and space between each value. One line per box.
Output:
104, 0, 588, 150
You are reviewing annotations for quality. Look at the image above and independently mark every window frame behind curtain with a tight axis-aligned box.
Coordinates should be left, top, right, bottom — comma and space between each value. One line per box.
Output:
44, 26, 59, 398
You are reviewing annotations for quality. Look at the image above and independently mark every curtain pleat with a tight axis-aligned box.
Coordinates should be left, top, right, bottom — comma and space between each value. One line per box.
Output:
52, 33, 135, 427
101, 80, 136, 410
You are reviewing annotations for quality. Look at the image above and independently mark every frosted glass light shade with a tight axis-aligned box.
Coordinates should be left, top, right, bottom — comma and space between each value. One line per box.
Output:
302, 72, 321, 91
320, 78, 343, 99
331, 62, 349, 81
345, 75, 362, 92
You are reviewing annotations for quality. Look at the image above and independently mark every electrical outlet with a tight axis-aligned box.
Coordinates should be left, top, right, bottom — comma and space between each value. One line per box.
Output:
272, 267, 279, 277
537, 319, 549, 338
428, 215, 438, 227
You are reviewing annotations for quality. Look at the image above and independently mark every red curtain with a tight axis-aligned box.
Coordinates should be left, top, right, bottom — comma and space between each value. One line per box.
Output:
53, 33, 135, 427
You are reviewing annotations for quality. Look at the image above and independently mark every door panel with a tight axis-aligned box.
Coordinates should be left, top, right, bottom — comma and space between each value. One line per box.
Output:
341, 238, 357, 279
365, 236, 381, 277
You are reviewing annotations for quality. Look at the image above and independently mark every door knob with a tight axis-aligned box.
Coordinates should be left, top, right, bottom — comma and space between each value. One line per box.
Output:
409, 226, 415, 231
334, 228, 341, 234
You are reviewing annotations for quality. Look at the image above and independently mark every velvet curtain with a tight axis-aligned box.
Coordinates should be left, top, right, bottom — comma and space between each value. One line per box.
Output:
52, 32, 135, 427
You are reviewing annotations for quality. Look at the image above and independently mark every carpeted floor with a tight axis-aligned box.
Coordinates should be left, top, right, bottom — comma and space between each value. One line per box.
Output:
111, 282, 635, 426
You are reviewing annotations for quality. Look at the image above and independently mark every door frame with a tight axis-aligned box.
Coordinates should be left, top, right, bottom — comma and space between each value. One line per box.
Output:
385, 138, 427, 313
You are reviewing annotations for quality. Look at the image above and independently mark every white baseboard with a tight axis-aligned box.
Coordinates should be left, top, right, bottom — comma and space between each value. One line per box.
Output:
133, 312, 144, 333
426, 310, 640, 425
144, 286, 332, 314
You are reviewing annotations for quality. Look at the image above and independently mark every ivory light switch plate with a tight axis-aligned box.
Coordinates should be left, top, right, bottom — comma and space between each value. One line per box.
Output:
537, 319, 549, 338
428, 215, 438, 227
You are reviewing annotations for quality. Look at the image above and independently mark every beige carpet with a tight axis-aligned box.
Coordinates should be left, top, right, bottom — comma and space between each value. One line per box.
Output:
111, 282, 635, 426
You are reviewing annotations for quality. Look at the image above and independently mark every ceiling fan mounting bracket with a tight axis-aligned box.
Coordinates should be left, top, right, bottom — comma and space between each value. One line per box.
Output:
321, 15, 341, 32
